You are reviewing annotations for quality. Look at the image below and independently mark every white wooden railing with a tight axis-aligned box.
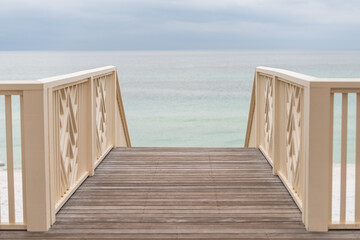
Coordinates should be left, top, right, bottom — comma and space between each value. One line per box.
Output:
245, 66, 360, 231
0, 66, 130, 231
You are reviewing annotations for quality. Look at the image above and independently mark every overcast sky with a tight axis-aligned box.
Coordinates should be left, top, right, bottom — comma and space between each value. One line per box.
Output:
0, 0, 359, 50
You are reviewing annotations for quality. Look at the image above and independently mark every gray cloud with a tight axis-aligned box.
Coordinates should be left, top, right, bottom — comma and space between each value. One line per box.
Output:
0, 0, 359, 50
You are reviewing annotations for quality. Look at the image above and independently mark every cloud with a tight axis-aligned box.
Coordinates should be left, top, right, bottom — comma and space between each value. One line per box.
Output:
0, 0, 359, 50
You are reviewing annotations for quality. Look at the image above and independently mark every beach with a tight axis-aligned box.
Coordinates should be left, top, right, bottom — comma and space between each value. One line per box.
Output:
0, 169, 23, 223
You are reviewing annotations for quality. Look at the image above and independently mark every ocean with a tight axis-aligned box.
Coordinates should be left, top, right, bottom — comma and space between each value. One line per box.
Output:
0, 50, 360, 167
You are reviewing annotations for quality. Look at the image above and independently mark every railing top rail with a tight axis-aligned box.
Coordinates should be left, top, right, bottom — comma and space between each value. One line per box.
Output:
257, 66, 316, 88
0, 66, 116, 91
0, 80, 42, 91
257, 66, 360, 89
38, 65, 116, 88
311, 78, 360, 89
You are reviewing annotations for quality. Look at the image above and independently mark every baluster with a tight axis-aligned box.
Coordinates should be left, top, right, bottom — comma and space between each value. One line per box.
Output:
340, 93, 348, 223
355, 93, 360, 223
328, 93, 334, 224
5, 95, 15, 224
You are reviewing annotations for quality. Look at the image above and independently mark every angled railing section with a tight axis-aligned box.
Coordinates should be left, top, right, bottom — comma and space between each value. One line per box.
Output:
0, 66, 130, 231
245, 66, 360, 231
115, 74, 131, 148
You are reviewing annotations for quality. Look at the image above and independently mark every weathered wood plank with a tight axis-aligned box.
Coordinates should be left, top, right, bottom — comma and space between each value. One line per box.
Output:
0, 147, 357, 239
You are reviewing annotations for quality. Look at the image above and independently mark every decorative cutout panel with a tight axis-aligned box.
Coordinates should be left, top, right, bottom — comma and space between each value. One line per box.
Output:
56, 85, 79, 199
94, 75, 108, 159
285, 84, 303, 199
264, 76, 273, 157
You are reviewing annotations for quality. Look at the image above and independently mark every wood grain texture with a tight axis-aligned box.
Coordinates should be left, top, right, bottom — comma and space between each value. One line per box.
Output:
1, 147, 358, 239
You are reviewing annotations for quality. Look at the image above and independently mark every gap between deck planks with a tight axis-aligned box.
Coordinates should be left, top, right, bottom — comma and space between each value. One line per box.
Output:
1, 147, 359, 239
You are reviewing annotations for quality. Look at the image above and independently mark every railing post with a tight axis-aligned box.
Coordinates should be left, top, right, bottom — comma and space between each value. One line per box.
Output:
272, 76, 279, 175
110, 72, 116, 147
304, 86, 331, 231
22, 89, 51, 231
255, 72, 260, 149
46, 88, 56, 225
89, 76, 95, 176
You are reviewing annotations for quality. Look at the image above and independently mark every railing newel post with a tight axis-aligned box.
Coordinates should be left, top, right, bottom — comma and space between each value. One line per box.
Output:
22, 88, 51, 232
304, 85, 331, 231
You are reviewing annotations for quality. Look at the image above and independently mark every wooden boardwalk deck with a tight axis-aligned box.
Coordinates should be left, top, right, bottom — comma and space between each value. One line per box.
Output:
1, 147, 359, 239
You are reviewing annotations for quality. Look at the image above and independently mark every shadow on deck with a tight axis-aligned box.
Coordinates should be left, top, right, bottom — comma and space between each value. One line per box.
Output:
1, 147, 359, 239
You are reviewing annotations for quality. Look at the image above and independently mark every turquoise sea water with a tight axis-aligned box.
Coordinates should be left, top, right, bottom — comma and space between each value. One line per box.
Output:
0, 50, 360, 167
